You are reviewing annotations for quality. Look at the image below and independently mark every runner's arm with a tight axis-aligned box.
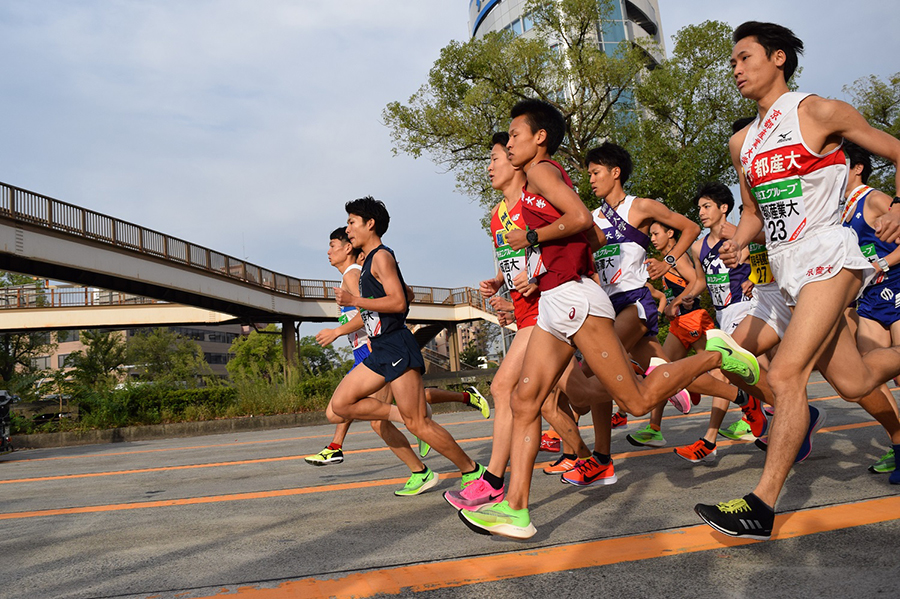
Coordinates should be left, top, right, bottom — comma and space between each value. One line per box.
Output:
721, 132, 764, 266
335, 251, 408, 313
506, 163, 592, 250
810, 98, 900, 242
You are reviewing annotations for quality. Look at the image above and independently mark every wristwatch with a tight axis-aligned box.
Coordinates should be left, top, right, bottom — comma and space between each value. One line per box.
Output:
663, 254, 677, 269
876, 257, 890, 272
891, 196, 900, 208
526, 229, 539, 247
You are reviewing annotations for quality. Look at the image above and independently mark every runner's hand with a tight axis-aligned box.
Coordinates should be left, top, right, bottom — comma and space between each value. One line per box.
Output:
719, 240, 743, 268
497, 310, 515, 327
315, 328, 339, 347
875, 209, 900, 243
644, 258, 667, 280
741, 279, 755, 299
506, 229, 529, 250
479, 278, 502, 298
333, 287, 356, 307
720, 221, 738, 239
512, 270, 533, 295
490, 295, 515, 313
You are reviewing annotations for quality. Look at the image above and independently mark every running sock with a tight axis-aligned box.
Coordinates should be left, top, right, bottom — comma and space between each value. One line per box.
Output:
462, 392, 471, 404
733, 387, 749, 407
561, 452, 578, 461
745, 492, 775, 514
649, 423, 661, 432
592, 451, 611, 465
483, 470, 504, 490
412, 466, 429, 475
327, 443, 342, 450
702, 438, 716, 450
462, 465, 481, 476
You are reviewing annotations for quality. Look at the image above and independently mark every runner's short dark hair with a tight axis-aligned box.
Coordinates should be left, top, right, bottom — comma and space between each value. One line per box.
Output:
510, 99, 566, 155
585, 142, 633, 184
694, 182, 735, 215
733, 21, 804, 82
843, 141, 872, 185
345, 196, 390, 237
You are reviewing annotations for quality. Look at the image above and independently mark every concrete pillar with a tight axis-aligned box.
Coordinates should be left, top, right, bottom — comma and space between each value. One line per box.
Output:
282, 320, 298, 378
447, 323, 460, 372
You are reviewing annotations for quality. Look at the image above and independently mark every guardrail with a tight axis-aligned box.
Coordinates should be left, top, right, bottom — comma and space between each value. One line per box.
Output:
0, 181, 493, 314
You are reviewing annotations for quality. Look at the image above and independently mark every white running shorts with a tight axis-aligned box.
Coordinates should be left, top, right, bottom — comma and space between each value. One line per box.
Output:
746, 281, 792, 340
537, 277, 616, 345
769, 225, 875, 306
715, 300, 753, 335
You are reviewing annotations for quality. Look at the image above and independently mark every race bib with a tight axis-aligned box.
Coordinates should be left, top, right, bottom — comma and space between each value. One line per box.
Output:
360, 306, 382, 338
747, 243, 774, 285
495, 241, 527, 291
594, 244, 622, 287
860, 243, 888, 285
753, 177, 807, 244
706, 272, 732, 307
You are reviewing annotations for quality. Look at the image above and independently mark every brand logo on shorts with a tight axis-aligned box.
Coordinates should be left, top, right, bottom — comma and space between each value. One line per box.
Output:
690, 331, 699, 338
568, 307, 576, 320
391, 358, 403, 367
881, 288, 895, 302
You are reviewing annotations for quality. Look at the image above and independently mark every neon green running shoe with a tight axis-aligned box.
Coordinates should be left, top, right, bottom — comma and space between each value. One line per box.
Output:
869, 448, 896, 474
466, 386, 491, 419
416, 436, 431, 458
395, 467, 438, 496
626, 424, 666, 447
706, 329, 760, 386
304, 446, 344, 466
458, 500, 536, 539
460, 463, 486, 490
719, 419, 754, 441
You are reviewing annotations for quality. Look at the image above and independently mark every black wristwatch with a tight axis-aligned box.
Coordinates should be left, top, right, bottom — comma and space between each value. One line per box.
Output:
526, 229, 539, 246
663, 254, 677, 268
892, 196, 900, 208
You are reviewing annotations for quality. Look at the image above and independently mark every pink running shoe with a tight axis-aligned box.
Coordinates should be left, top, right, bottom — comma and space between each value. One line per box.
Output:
646, 358, 691, 414
443, 477, 505, 510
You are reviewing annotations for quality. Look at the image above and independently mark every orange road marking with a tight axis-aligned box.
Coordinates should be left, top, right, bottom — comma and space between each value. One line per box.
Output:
192, 495, 900, 598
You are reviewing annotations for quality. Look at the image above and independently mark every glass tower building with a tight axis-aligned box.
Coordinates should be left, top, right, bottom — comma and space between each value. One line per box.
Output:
467, 0, 665, 62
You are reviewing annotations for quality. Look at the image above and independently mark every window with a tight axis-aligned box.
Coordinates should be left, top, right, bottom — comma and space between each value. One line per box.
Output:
58, 354, 69, 369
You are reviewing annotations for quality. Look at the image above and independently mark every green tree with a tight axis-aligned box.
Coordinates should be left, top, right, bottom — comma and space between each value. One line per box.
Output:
0, 272, 54, 398
459, 323, 500, 368
226, 324, 285, 384
63, 329, 128, 394
384, 0, 651, 218
297, 335, 348, 377
127, 328, 214, 387
844, 71, 899, 194
622, 21, 757, 217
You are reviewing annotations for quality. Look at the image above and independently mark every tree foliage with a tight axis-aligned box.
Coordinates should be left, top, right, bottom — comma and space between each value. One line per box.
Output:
623, 21, 756, 217
297, 335, 348, 378
127, 328, 214, 387
0, 272, 54, 398
384, 6, 756, 223
64, 329, 127, 394
227, 324, 285, 384
844, 71, 899, 193
384, 0, 650, 218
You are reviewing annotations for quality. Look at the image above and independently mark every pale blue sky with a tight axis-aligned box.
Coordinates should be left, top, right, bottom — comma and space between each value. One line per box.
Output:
1, 1, 897, 298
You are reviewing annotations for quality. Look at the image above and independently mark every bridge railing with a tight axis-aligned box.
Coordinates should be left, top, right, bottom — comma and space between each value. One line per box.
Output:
0, 181, 494, 314
0, 287, 162, 309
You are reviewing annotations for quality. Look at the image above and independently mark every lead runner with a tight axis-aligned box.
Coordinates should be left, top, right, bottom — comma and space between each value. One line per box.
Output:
694, 21, 900, 540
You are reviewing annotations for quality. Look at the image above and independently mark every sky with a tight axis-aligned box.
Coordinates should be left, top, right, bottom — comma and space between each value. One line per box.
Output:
1, 1, 898, 309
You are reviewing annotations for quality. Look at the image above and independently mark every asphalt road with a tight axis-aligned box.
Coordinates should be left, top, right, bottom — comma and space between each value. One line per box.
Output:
2, 372, 898, 599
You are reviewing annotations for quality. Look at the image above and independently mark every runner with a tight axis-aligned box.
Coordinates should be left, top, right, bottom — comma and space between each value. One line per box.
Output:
329, 197, 484, 496
459, 99, 758, 539
695, 21, 900, 540
310, 230, 490, 467
444, 132, 597, 511
669, 183, 762, 463
306, 228, 371, 465
842, 141, 900, 475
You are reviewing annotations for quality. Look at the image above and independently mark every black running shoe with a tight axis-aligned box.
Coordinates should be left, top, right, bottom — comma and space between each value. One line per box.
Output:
694, 493, 774, 540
